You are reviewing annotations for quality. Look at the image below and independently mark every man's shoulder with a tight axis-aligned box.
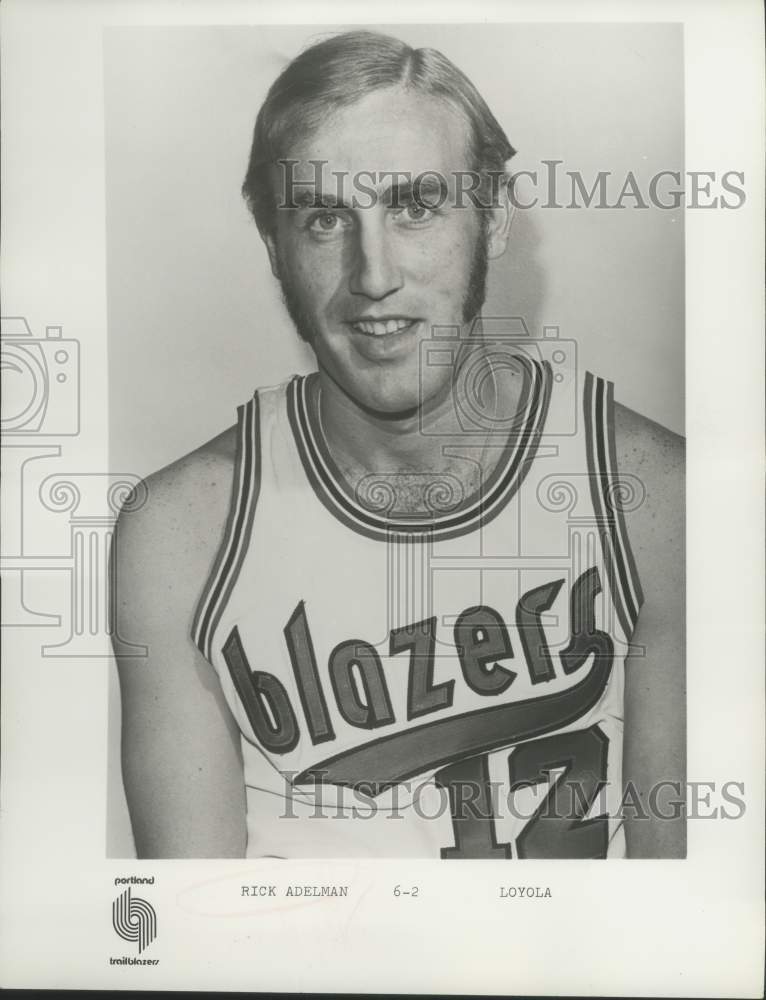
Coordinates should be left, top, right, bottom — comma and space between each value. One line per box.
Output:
116, 374, 301, 589
115, 423, 238, 590
613, 401, 684, 494
612, 401, 684, 596
143, 423, 238, 508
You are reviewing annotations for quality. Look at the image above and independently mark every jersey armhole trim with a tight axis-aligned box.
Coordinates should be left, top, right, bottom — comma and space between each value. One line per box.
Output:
583, 372, 644, 639
191, 393, 261, 662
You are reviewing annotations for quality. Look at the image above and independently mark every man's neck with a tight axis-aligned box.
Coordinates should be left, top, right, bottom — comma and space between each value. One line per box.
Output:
312, 353, 526, 481
314, 377, 462, 475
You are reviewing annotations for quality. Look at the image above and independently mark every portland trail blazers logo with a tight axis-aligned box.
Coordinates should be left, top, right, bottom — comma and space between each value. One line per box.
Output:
112, 887, 157, 953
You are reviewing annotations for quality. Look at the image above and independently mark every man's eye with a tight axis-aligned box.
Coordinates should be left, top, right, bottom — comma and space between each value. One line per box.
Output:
398, 203, 435, 223
308, 211, 349, 233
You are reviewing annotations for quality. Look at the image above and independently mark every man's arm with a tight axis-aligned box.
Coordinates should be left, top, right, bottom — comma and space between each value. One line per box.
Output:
615, 403, 686, 858
112, 430, 247, 858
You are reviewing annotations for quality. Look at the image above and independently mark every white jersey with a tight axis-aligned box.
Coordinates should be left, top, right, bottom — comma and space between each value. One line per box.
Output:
192, 346, 643, 858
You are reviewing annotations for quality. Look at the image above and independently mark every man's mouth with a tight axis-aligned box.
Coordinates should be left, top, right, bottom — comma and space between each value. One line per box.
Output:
348, 317, 418, 337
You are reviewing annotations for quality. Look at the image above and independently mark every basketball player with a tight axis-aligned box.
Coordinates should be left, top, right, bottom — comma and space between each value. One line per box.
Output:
113, 31, 684, 859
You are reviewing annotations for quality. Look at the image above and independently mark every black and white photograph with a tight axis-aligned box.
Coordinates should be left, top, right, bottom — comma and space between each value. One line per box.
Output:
1, 1, 763, 995
107, 22, 686, 862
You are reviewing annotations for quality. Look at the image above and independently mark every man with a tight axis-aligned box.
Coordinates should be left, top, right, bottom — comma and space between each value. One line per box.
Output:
114, 30, 684, 859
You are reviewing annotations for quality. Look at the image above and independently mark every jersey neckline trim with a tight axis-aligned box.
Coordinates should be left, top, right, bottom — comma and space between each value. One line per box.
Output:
286, 355, 553, 542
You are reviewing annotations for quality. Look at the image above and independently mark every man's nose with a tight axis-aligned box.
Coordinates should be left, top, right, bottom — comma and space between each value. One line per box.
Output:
348, 216, 403, 300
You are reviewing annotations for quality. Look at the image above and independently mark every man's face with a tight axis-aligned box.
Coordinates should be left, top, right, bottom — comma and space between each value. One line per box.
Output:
265, 87, 510, 416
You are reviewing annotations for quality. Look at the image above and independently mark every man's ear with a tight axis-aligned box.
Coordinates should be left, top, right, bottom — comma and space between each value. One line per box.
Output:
485, 177, 515, 260
261, 228, 280, 280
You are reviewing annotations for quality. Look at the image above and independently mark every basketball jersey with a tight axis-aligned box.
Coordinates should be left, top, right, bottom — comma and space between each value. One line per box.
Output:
192, 347, 643, 859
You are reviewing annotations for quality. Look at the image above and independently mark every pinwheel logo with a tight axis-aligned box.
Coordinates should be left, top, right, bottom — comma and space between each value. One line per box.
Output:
112, 886, 157, 953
